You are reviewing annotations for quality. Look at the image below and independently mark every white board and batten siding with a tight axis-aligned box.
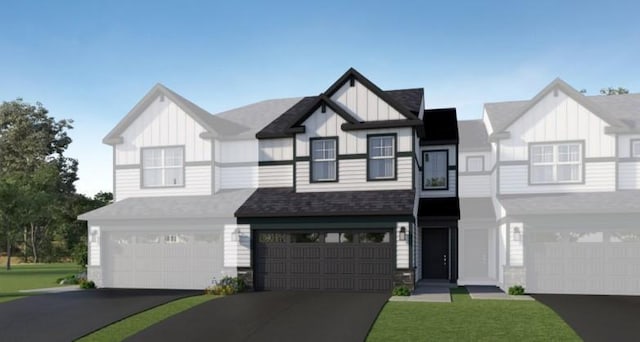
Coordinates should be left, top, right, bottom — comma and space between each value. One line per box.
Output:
331, 79, 404, 122
420, 145, 457, 198
618, 134, 640, 190
114, 96, 212, 201
293, 106, 413, 192
258, 138, 294, 188
498, 89, 617, 195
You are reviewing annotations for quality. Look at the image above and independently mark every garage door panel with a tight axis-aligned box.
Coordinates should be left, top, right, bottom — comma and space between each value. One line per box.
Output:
255, 231, 394, 292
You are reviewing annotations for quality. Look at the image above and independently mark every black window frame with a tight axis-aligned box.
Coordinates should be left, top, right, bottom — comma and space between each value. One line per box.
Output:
422, 149, 449, 191
309, 137, 339, 183
367, 133, 398, 181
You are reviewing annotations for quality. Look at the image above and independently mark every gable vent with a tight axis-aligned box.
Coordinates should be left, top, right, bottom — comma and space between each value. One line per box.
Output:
159, 94, 165, 102
349, 76, 355, 87
321, 103, 326, 113
553, 88, 559, 97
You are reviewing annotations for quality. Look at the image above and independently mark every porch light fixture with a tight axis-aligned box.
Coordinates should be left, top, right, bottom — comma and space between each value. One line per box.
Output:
231, 228, 241, 242
513, 227, 522, 242
399, 227, 407, 241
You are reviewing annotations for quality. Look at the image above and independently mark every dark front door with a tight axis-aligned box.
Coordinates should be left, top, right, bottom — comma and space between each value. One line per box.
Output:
423, 228, 449, 279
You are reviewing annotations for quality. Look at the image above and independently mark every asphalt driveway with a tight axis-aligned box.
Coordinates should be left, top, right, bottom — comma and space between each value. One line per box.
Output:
0, 289, 198, 342
127, 291, 390, 342
533, 294, 640, 342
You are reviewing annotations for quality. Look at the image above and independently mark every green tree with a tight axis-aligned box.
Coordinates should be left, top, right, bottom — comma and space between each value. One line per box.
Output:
0, 99, 77, 269
600, 87, 630, 95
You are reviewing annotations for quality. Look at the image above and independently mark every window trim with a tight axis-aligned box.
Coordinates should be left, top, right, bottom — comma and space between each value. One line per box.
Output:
140, 145, 186, 189
367, 133, 398, 181
309, 137, 339, 183
465, 155, 485, 173
631, 139, 640, 158
528, 141, 585, 185
422, 149, 449, 191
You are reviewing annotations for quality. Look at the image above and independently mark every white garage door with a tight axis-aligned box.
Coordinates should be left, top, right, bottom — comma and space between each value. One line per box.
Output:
103, 231, 227, 290
526, 230, 640, 295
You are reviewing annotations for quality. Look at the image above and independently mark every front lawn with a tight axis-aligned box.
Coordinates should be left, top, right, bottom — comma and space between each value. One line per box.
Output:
368, 287, 580, 341
78, 295, 218, 342
0, 263, 81, 303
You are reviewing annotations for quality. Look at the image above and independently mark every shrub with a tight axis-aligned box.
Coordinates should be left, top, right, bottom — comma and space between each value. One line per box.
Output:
392, 285, 411, 296
79, 279, 96, 289
205, 276, 246, 296
57, 274, 80, 285
508, 285, 525, 295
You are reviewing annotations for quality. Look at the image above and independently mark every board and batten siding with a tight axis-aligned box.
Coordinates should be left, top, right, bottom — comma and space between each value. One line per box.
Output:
295, 107, 413, 156
330, 79, 404, 122
499, 91, 615, 161
296, 157, 412, 192
115, 95, 211, 165
420, 145, 457, 198
259, 138, 294, 161
115, 166, 211, 201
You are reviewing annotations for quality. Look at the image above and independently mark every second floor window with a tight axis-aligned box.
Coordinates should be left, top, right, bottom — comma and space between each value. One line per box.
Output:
530, 143, 582, 184
368, 135, 396, 180
632, 140, 640, 158
142, 146, 184, 187
466, 156, 484, 172
423, 150, 448, 190
311, 138, 337, 182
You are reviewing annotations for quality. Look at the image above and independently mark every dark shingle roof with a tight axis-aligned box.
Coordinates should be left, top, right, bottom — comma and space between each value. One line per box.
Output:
417, 198, 460, 219
257, 88, 424, 139
235, 188, 415, 218
213, 98, 303, 138
458, 119, 491, 151
499, 191, 640, 215
421, 108, 458, 144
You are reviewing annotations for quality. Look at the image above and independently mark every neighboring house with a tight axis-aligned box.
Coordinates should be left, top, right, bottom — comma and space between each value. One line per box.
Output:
78, 83, 300, 289
457, 78, 640, 295
234, 68, 460, 291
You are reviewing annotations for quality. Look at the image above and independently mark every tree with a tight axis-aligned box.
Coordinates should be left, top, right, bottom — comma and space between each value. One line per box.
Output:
0, 99, 77, 269
600, 87, 630, 95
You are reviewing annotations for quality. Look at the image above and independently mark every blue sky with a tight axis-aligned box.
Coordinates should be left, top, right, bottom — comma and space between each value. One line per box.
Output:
1, 0, 639, 196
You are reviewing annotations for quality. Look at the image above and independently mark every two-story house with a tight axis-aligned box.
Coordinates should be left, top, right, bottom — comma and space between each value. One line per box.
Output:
234, 68, 460, 291
457, 78, 640, 295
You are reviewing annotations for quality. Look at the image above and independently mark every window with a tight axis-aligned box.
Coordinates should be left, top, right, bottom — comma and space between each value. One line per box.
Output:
423, 150, 448, 190
368, 135, 396, 180
466, 156, 484, 172
142, 146, 184, 187
325, 233, 354, 243
530, 143, 582, 184
632, 140, 640, 158
358, 232, 390, 243
310, 138, 337, 182
291, 233, 321, 243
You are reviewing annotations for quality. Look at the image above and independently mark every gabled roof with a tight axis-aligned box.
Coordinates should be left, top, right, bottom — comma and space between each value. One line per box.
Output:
484, 78, 629, 138
103, 84, 247, 145
256, 69, 424, 139
324, 68, 421, 120
235, 187, 415, 218
458, 119, 491, 151
214, 97, 303, 139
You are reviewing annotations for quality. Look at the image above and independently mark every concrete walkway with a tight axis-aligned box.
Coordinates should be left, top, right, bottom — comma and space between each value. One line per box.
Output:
466, 286, 534, 301
389, 281, 454, 302
19, 285, 81, 294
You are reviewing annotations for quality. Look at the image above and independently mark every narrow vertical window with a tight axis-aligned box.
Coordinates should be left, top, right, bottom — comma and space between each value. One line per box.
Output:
423, 150, 448, 190
368, 135, 396, 180
311, 138, 337, 182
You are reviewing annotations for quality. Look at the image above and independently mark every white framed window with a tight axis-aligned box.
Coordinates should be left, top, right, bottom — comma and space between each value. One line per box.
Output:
142, 146, 184, 187
368, 135, 396, 180
632, 140, 640, 158
530, 142, 582, 184
423, 150, 448, 190
466, 156, 484, 172
311, 138, 337, 182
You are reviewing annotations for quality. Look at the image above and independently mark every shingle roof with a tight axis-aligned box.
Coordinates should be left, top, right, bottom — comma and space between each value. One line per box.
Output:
421, 108, 459, 144
78, 189, 256, 221
257, 89, 424, 139
483, 100, 528, 134
214, 98, 303, 138
458, 119, 491, 151
235, 188, 415, 218
499, 191, 640, 215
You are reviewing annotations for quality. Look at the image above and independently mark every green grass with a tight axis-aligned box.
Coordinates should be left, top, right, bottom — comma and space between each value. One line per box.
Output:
0, 263, 81, 303
78, 295, 218, 342
368, 287, 580, 342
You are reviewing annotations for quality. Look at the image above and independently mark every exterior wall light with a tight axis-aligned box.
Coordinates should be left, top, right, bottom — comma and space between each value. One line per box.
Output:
399, 227, 407, 241
513, 227, 522, 242
232, 227, 241, 242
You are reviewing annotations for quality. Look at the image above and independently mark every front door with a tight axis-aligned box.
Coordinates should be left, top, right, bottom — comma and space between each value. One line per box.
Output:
422, 228, 449, 279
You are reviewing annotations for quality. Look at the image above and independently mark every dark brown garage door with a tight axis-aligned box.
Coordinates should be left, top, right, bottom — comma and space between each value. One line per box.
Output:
254, 231, 394, 292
